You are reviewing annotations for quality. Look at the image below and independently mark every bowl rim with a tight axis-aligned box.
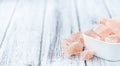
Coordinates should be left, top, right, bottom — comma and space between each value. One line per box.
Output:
83, 34, 120, 45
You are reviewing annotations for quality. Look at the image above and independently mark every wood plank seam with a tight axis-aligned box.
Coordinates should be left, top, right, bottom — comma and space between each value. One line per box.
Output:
38, 0, 48, 66
102, 0, 112, 18
0, 0, 19, 54
0, 0, 18, 48
0, 0, 19, 64
73, 0, 81, 31
74, 0, 88, 66
46, 8, 62, 61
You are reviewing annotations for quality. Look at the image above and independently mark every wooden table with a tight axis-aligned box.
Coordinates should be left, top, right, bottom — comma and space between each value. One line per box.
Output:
0, 0, 120, 66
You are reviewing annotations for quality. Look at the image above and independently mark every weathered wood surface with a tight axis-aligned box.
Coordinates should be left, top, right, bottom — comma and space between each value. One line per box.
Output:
0, 0, 120, 66
0, 0, 46, 66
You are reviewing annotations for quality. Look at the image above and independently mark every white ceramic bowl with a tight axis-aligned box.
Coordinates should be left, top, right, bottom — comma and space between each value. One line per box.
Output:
83, 34, 120, 61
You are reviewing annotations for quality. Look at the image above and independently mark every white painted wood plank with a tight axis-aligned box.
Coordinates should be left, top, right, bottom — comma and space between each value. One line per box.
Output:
41, 0, 84, 66
0, 1, 46, 66
0, 1, 17, 63
104, 0, 120, 17
0, 1, 17, 47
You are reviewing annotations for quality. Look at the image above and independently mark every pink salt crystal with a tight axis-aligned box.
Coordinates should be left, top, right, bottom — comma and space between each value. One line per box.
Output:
86, 30, 101, 40
68, 32, 84, 44
105, 34, 120, 43
65, 42, 83, 56
93, 24, 113, 38
80, 50, 95, 61
99, 18, 108, 24
61, 39, 71, 51
105, 18, 120, 34
61, 32, 84, 56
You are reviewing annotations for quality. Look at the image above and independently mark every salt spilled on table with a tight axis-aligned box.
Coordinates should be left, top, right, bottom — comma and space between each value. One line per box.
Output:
61, 32, 84, 56
80, 50, 95, 61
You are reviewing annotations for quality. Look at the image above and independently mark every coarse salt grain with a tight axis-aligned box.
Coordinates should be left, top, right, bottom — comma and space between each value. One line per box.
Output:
105, 34, 120, 43
93, 24, 113, 39
80, 50, 95, 61
105, 18, 120, 34
61, 32, 84, 56
99, 18, 108, 25
85, 30, 101, 40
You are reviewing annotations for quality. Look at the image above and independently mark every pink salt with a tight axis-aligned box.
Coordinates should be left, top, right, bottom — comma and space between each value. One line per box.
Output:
61, 32, 84, 56
93, 24, 113, 38
105, 34, 120, 43
68, 32, 84, 44
99, 18, 108, 24
65, 42, 83, 56
86, 30, 101, 40
105, 18, 120, 34
80, 50, 95, 61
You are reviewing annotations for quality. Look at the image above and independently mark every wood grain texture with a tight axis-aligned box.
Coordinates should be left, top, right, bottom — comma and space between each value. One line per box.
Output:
0, 0, 18, 64
104, 0, 120, 17
75, 0, 110, 32
0, 0, 120, 66
0, 0, 46, 66
41, 0, 85, 66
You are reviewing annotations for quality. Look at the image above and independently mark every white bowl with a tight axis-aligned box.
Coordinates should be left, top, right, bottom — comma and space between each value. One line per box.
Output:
83, 34, 120, 61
